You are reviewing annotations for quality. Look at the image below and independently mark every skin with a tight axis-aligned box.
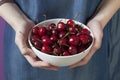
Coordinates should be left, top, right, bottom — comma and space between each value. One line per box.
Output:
0, 0, 120, 70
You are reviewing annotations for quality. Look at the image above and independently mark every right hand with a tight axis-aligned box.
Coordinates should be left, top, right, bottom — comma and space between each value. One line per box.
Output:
15, 20, 59, 70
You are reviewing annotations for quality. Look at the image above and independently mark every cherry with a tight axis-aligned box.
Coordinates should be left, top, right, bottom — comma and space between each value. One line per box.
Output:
51, 29, 58, 35
59, 31, 66, 38
31, 35, 40, 43
48, 23, 56, 30
68, 46, 77, 55
69, 35, 79, 46
50, 35, 58, 42
57, 22, 66, 31
67, 19, 75, 27
74, 24, 82, 31
69, 26, 77, 34
80, 28, 90, 35
47, 29, 52, 36
63, 51, 70, 56
41, 45, 52, 53
33, 41, 42, 50
77, 46, 86, 53
58, 38, 68, 46
60, 45, 69, 52
32, 26, 39, 35
53, 47, 62, 55
38, 26, 47, 36
42, 36, 52, 45
79, 34, 92, 45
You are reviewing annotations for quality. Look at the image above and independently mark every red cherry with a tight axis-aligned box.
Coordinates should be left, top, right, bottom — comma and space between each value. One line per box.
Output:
31, 35, 40, 43
68, 46, 77, 55
79, 34, 92, 45
80, 28, 90, 35
74, 24, 83, 31
67, 19, 75, 27
69, 35, 79, 46
57, 22, 66, 31
51, 29, 58, 35
38, 27, 47, 36
32, 27, 39, 35
53, 47, 62, 55
47, 29, 52, 36
42, 36, 52, 45
50, 35, 58, 42
69, 26, 77, 34
48, 23, 56, 30
58, 38, 68, 46
60, 45, 68, 52
33, 41, 42, 50
59, 31, 67, 38
41, 45, 52, 53
77, 46, 86, 53
63, 51, 70, 56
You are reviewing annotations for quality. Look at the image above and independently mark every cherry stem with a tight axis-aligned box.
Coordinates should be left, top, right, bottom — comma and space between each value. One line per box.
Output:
73, 13, 81, 20
43, 14, 47, 20
63, 32, 70, 39
43, 14, 48, 27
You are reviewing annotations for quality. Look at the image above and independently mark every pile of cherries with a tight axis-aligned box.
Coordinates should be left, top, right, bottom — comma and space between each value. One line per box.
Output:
30, 19, 93, 56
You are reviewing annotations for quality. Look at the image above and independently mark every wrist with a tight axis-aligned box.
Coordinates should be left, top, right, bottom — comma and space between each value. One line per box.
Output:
14, 19, 34, 34
13, 17, 33, 32
0, 3, 34, 32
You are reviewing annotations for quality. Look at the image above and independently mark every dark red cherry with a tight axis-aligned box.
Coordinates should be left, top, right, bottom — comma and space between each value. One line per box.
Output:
51, 29, 58, 35
50, 35, 58, 42
33, 41, 42, 50
74, 24, 83, 31
67, 19, 75, 27
79, 34, 92, 45
59, 31, 67, 38
42, 36, 52, 45
63, 51, 70, 56
38, 26, 47, 36
77, 46, 86, 53
53, 47, 62, 55
58, 38, 68, 46
32, 27, 39, 35
31, 35, 40, 43
68, 46, 77, 55
80, 28, 90, 35
57, 22, 66, 31
69, 35, 79, 46
47, 29, 52, 36
48, 23, 56, 30
41, 45, 52, 53
69, 26, 77, 34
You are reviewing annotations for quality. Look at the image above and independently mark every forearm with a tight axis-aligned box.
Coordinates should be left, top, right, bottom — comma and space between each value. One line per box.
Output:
0, 3, 31, 32
93, 0, 120, 29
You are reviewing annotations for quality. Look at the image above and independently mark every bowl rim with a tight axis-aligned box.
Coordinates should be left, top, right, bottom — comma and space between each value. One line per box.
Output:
28, 18, 94, 58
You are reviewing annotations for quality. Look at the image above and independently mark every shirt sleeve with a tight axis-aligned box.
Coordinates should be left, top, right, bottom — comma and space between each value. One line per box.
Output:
0, 0, 14, 6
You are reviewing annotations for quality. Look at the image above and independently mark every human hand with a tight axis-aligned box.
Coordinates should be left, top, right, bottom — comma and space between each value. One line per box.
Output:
15, 20, 59, 70
69, 19, 103, 68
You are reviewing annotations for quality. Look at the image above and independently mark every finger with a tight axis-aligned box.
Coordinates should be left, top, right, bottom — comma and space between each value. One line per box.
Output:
24, 55, 59, 71
15, 31, 36, 58
69, 44, 98, 68
69, 34, 101, 69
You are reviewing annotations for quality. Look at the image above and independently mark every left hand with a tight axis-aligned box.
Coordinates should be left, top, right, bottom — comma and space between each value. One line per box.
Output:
69, 19, 103, 68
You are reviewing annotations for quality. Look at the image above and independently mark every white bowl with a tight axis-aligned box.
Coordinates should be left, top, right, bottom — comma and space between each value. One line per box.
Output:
28, 18, 94, 66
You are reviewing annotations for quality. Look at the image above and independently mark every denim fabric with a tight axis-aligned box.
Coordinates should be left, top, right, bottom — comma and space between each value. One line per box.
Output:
4, 0, 120, 80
